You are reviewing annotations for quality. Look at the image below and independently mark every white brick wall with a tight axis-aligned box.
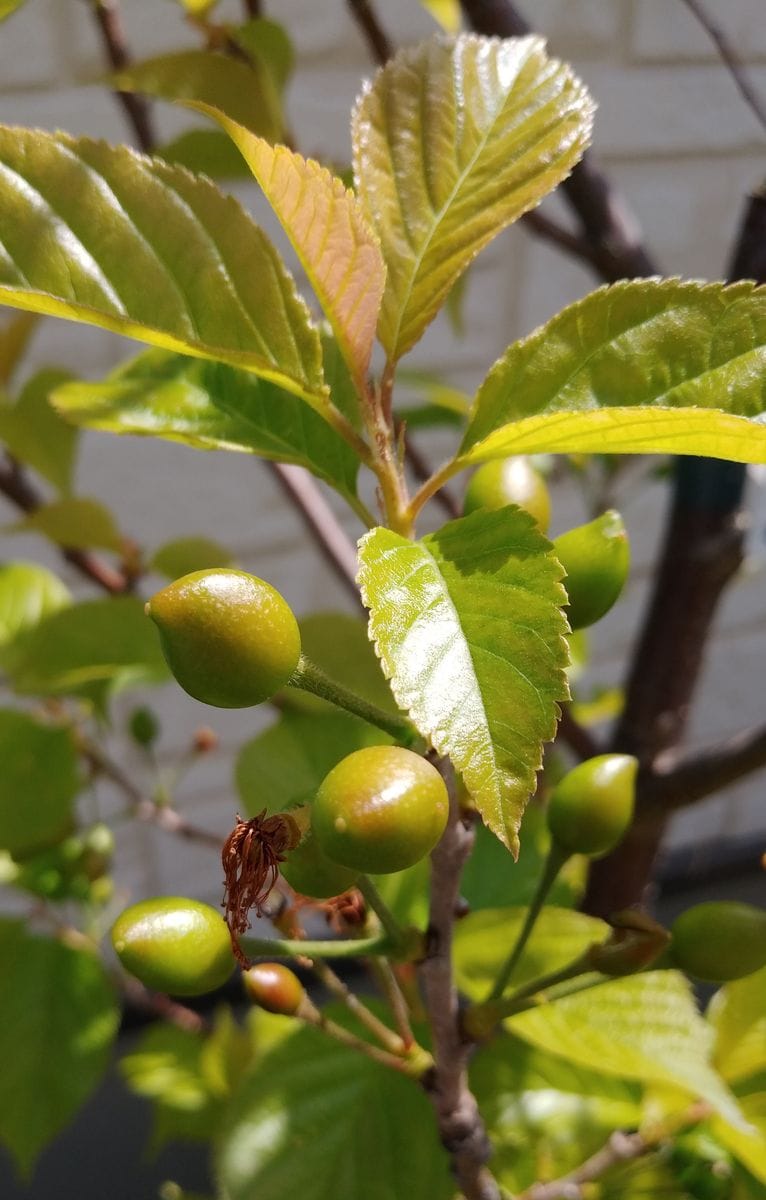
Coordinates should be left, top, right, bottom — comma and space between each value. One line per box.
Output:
1, 0, 764, 900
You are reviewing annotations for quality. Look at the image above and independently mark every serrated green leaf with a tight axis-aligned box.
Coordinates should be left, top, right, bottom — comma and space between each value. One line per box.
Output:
196, 110, 385, 392
0, 312, 38, 386
157, 129, 254, 180
460, 279, 766, 464
53, 350, 361, 505
0, 920, 119, 1174
115, 50, 284, 143
237, 710, 390, 817
471, 1032, 641, 1193
6, 496, 123, 551
150, 536, 235, 579
217, 1021, 453, 1200
353, 34, 593, 361
0, 127, 325, 407
230, 18, 294, 96
455, 907, 742, 1125
0, 367, 78, 493
358, 509, 569, 854
709, 966, 766, 1085
3, 595, 169, 700
0, 0, 28, 21
0, 710, 80, 857
0, 561, 71, 654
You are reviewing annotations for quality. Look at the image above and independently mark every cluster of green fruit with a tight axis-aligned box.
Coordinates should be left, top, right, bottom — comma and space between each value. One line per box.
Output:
109, 457, 764, 1001
5, 823, 114, 904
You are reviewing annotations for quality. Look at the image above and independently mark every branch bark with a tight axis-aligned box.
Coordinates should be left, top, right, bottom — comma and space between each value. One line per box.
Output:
680, 0, 766, 134
89, 0, 156, 153
347, 0, 393, 67
418, 766, 500, 1200
644, 721, 766, 814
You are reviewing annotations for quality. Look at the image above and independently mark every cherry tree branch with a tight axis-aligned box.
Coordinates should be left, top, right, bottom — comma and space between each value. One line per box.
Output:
680, 0, 766, 135
418, 766, 500, 1200
0, 455, 130, 594
88, 0, 155, 153
347, 0, 393, 66
516, 1103, 711, 1200
643, 721, 766, 813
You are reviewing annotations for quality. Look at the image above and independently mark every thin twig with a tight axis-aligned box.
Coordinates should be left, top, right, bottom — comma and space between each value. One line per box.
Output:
418, 765, 501, 1200
242, 0, 261, 16
401, 430, 462, 519
557, 707, 601, 761
680, 0, 766, 135
644, 721, 766, 813
0, 456, 130, 594
119, 975, 211, 1034
82, 738, 223, 849
310, 958, 406, 1055
369, 957, 416, 1050
267, 464, 363, 605
88, 0, 155, 153
521, 210, 603, 275
347, 0, 393, 66
516, 1103, 711, 1200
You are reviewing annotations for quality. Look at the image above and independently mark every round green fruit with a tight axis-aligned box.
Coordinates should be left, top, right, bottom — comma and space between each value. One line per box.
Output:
671, 901, 766, 982
243, 963, 306, 1015
146, 569, 300, 709
463, 457, 551, 532
553, 510, 630, 630
313, 746, 449, 875
111, 897, 233, 996
281, 824, 360, 899
547, 753, 637, 859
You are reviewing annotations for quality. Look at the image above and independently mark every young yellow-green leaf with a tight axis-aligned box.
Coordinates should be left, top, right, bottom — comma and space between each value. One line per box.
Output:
0, 921, 119, 1175
0, 710, 80, 858
0, 311, 38, 386
0, 367, 78, 493
53, 350, 361, 506
0, 0, 28, 20
419, 0, 461, 32
0, 127, 325, 407
709, 966, 766, 1085
454, 907, 742, 1125
217, 1019, 453, 1200
0, 561, 71, 654
194, 109, 385, 392
150, 536, 235, 580
713, 1095, 766, 1184
358, 508, 570, 855
460, 279, 766, 464
353, 34, 593, 361
115, 50, 284, 143
6, 497, 123, 552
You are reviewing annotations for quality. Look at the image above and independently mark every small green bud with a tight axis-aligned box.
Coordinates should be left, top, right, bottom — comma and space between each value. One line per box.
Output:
554, 510, 630, 630
243, 963, 306, 1015
547, 753, 637, 859
671, 901, 766, 982
129, 706, 160, 747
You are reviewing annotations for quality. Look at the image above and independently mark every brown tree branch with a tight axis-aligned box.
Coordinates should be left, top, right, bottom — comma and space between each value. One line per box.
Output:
516, 1103, 710, 1200
557, 707, 601, 761
242, 0, 262, 17
644, 721, 766, 814
0, 455, 130, 594
680, 0, 766, 135
418, 766, 500, 1200
347, 0, 393, 67
268, 464, 362, 605
88, 0, 156, 153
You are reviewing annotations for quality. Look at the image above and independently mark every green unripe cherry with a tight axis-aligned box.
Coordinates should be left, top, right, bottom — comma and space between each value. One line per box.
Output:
671, 901, 766, 982
313, 746, 449, 875
111, 896, 233, 996
463, 457, 551, 532
146, 569, 301, 709
547, 753, 637, 859
553, 510, 630, 630
281, 823, 361, 899
243, 963, 306, 1015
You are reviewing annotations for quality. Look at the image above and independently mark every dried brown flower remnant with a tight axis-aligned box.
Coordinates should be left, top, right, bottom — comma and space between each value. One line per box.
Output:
221, 811, 300, 965
323, 889, 367, 934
